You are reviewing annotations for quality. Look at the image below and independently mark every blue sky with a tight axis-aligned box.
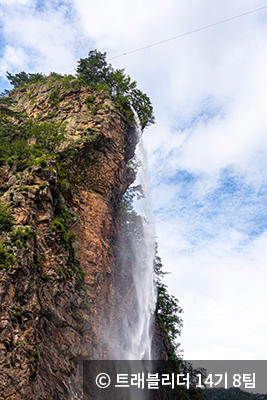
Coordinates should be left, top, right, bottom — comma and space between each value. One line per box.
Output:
1, 0, 267, 359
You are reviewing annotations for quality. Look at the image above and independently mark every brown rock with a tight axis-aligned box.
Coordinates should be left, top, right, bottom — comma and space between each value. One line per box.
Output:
0, 79, 137, 399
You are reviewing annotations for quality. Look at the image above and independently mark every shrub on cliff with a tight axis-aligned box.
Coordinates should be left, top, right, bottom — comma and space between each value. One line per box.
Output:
76, 49, 155, 129
120, 186, 183, 357
0, 203, 12, 234
6, 71, 44, 88
0, 105, 66, 170
154, 248, 184, 358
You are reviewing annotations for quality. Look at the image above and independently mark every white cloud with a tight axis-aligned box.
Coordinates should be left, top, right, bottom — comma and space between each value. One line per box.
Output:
0, 45, 30, 75
159, 229, 267, 359
0, 1, 83, 77
0, 0, 34, 4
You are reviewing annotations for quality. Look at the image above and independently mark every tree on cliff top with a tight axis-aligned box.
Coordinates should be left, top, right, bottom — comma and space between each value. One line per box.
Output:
76, 50, 155, 130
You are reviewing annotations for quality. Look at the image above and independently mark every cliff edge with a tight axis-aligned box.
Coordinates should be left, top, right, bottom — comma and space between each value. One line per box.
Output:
0, 77, 138, 399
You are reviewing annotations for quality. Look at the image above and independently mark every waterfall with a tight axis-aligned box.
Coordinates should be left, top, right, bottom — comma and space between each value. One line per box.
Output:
112, 107, 156, 360
90, 108, 156, 400
127, 108, 157, 360
101, 108, 156, 362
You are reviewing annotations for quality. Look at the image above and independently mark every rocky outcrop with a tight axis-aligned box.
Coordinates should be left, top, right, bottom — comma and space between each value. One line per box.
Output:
0, 78, 137, 399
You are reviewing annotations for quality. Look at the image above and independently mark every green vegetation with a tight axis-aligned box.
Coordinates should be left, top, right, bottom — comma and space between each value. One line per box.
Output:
0, 99, 86, 285
0, 111, 66, 170
10, 227, 36, 248
0, 202, 13, 233
48, 89, 60, 106
50, 203, 76, 244
50, 201, 86, 289
76, 50, 155, 129
154, 249, 184, 359
72, 310, 83, 322
0, 96, 23, 119
0, 223, 41, 272
82, 300, 91, 311
85, 95, 96, 106
0, 242, 14, 270
38, 182, 47, 190
6, 71, 44, 88
202, 387, 267, 399
0, 103, 84, 282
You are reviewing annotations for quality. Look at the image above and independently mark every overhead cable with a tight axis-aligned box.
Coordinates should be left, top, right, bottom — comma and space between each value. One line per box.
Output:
108, 5, 267, 60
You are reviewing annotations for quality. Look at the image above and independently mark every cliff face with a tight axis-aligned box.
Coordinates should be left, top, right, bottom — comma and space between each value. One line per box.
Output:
0, 78, 138, 399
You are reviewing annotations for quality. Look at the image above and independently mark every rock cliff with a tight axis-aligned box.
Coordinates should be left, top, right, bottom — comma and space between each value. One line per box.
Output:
0, 77, 141, 399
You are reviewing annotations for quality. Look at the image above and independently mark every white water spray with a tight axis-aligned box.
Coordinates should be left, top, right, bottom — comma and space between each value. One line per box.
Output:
123, 108, 157, 360
101, 109, 156, 363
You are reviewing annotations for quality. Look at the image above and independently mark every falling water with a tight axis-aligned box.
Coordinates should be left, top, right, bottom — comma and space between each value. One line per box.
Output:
111, 107, 156, 360
101, 108, 156, 364
126, 108, 157, 360
86, 110, 157, 400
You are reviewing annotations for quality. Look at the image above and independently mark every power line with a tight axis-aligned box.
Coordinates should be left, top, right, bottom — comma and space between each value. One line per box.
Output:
108, 5, 267, 60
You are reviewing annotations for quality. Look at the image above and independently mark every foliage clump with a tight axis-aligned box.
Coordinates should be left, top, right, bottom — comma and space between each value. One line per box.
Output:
6, 71, 44, 88
0, 242, 14, 270
50, 203, 76, 245
154, 249, 183, 359
76, 50, 155, 129
72, 310, 83, 322
0, 202, 13, 234
48, 89, 60, 106
50, 202, 86, 289
0, 110, 66, 170
10, 227, 37, 248
202, 386, 267, 399
1, 85, 66, 171
0, 97, 23, 119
